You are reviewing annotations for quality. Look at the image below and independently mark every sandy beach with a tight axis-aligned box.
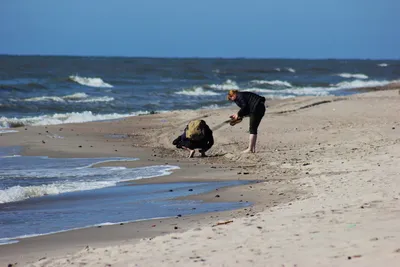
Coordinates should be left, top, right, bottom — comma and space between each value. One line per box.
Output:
1, 89, 400, 266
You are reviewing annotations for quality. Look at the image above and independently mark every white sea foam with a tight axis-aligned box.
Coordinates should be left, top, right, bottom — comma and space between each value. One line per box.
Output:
334, 79, 394, 89
0, 110, 156, 128
175, 87, 219, 96
63, 92, 88, 100
0, 155, 21, 159
286, 68, 296, 73
0, 159, 180, 204
378, 63, 388, 67
200, 104, 224, 110
24, 96, 65, 102
69, 75, 113, 88
23, 92, 114, 103
0, 181, 116, 204
250, 80, 292, 87
74, 96, 114, 103
336, 73, 368, 79
0, 239, 18, 246
243, 87, 334, 97
0, 129, 18, 134
240, 79, 398, 98
207, 79, 239, 90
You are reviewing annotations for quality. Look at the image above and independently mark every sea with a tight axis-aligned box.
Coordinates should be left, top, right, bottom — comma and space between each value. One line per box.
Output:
1, 56, 399, 130
0, 56, 399, 245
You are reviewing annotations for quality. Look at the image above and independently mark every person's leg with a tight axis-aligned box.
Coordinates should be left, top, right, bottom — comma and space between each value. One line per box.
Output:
198, 140, 210, 157
250, 134, 257, 153
181, 140, 196, 158
244, 104, 265, 153
188, 149, 195, 158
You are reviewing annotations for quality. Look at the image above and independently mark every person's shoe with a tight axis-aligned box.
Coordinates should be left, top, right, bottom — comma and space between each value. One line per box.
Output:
188, 150, 195, 158
229, 117, 243, 126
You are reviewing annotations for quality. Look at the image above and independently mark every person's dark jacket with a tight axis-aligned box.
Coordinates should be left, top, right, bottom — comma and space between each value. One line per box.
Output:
173, 124, 214, 151
234, 92, 266, 118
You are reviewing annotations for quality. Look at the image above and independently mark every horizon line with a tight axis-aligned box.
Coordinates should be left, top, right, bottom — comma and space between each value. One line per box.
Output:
0, 53, 398, 61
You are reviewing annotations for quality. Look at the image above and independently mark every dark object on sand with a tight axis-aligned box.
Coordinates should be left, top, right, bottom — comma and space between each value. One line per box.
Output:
212, 220, 233, 227
229, 116, 243, 126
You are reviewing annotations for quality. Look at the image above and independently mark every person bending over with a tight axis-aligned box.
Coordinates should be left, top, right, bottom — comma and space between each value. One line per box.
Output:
227, 89, 266, 153
172, 120, 214, 158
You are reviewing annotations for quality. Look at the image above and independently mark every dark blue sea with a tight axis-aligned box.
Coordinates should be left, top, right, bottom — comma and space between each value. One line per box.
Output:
1, 56, 399, 130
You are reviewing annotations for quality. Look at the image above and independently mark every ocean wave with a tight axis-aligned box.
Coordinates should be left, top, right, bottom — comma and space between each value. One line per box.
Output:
175, 87, 219, 96
0, 163, 180, 204
0, 181, 116, 204
24, 96, 65, 102
263, 79, 397, 97
378, 63, 388, 67
199, 104, 225, 110
0, 110, 156, 128
333, 79, 395, 89
242, 87, 334, 97
22, 93, 114, 103
69, 75, 113, 88
206, 79, 239, 90
250, 80, 292, 87
336, 73, 368, 79
0, 163, 179, 203
239, 79, 400, 98
74, 96, 114, 103
286, 68, 296, 73
62, 93, 89, 100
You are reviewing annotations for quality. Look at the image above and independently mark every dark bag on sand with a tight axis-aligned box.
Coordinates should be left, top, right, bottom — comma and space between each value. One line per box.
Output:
185, 120, 206, 141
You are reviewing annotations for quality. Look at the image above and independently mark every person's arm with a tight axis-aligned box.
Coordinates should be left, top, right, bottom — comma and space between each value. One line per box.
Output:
172, 135, 182, 146
235, 94, 249, 118
181, 126, 188, 140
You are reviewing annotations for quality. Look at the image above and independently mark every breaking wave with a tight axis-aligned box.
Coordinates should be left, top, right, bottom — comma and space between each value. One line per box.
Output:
250, 80, 292, 87
336, 73, 368, 79
69, 75, 113, 88
22, 93, 114, 103
286, 68, 296, 73
0, 158, 180, 204
240, 79, 399, 98
0, 110, 157, 128
206, 79, 239, 90
175, 87, 219, 96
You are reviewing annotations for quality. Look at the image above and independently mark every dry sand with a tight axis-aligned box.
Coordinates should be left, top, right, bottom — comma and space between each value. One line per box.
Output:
1, 89, 400, 266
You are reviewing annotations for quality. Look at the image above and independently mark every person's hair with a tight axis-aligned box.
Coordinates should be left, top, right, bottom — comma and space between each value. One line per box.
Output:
227, 89, 239, 100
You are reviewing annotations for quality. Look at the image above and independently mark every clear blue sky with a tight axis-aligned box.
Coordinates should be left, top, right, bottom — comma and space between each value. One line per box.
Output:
1, 0, 399, 59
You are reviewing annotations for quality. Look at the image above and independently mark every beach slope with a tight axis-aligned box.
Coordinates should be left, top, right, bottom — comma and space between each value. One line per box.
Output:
1, 90, 400, 266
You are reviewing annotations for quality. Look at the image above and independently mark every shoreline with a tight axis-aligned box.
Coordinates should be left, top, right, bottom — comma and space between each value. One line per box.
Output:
1, 89, 400, 266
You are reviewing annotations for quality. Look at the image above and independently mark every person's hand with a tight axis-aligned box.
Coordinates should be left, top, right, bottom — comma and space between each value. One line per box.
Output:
230, 114, 238, 120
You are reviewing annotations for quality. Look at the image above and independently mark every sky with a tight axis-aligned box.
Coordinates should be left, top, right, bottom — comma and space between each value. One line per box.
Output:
1, 0, 399, 59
